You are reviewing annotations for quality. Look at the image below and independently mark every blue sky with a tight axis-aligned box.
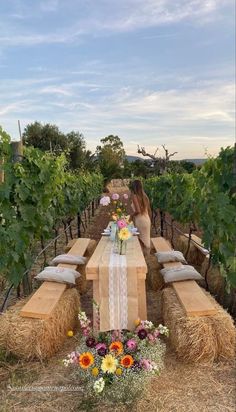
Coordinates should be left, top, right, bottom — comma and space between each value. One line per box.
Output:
0, 0, 235, 159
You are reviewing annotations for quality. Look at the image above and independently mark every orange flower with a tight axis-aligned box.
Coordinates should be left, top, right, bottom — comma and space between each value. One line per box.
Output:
109, 341, 123, 356
79, 352, 94, 369
120, 355, 134, 368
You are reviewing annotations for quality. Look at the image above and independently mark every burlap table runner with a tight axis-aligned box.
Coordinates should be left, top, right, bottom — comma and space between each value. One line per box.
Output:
99, 238, 138, 331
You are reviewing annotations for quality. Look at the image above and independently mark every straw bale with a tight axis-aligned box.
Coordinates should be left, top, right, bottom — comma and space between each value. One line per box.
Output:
175, 235, 205, 266
0, 288, 80, 360
201, 258, 225, 298
76, 239, 97, 294
162, 286, 235, 363
146, 253, 165, 291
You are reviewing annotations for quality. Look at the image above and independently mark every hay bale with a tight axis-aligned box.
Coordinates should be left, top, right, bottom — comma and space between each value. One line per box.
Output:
201, 258, 225, 298
146, 253, 164, 291
162, 287, 235, 363
76, 239, 97, 294
175, 235, 205, 266
0, 288, 80, 360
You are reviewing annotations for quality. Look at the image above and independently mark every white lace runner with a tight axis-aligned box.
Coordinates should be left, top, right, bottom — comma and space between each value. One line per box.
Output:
108, 245, 128, 330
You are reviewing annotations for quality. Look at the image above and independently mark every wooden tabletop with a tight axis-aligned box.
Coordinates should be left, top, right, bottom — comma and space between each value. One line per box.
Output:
86, 236, 147, 280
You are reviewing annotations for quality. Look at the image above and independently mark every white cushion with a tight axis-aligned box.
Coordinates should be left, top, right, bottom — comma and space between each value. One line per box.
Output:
155, 250, 187, 264
35, 266, 80, 285
50, 254, 87, 265
160, 265, 203, 283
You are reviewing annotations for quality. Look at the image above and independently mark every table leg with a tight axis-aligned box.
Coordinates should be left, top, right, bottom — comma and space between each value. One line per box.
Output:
138, 278, 147, 320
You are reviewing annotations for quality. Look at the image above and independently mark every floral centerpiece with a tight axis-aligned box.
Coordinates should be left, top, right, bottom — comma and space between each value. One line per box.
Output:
100, 193, 132, 255
63, 311, 169, 404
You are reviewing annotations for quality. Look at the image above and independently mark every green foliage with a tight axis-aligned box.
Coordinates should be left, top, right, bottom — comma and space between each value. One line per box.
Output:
22, 122, 96, 171
144, 146, 236, 288
0, 130, 103, 287
96, 135, 125, 182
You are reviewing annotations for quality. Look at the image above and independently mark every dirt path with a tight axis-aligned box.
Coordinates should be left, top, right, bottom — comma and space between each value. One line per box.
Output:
0, 188, 235, 412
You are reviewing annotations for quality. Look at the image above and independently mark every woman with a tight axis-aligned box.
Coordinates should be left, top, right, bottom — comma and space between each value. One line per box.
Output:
130, 179, 151, 254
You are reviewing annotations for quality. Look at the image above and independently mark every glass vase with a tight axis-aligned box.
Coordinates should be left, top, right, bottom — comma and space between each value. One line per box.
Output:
118, 240, 127, 255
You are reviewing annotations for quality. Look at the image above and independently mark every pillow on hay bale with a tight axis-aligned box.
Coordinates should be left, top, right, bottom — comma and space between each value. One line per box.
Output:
50, 254, 87, 265
155, 250, 187, 264
160, 265, 203, 283
35, 266, 80, 285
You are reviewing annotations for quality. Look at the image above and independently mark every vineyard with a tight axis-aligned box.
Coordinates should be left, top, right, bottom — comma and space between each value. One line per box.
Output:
144, 146, 236, 291
0, 126, 235, 411
0, 127, 103, 292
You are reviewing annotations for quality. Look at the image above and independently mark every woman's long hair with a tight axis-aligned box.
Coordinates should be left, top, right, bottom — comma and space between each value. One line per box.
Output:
130, 179, 149, 214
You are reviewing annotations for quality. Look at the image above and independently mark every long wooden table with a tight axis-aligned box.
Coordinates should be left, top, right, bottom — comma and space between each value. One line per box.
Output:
86, 236, 148, 329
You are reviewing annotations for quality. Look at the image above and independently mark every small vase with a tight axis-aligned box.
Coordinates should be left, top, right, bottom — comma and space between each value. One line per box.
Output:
119, 240, 127, 255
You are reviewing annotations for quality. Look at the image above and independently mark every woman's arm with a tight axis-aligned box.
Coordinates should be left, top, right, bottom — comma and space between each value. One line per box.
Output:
131, 194, 141, 216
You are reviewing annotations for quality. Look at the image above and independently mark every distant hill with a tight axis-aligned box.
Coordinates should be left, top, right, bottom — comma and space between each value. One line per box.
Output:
184, 159, 206, 165
125, 155, 206, 165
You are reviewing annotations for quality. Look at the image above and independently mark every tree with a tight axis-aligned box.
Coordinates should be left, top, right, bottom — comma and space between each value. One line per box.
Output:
23, 122, 67, 153
96, 135, 125, 181
22, 122, 95, 171
137, 144, 177, 174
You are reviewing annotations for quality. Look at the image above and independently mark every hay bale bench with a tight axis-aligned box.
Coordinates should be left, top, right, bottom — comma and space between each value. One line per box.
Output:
152, 237, 236, 363
0, 238, 91, 360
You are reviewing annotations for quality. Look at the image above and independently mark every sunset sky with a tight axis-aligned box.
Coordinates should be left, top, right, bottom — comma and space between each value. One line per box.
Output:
0, 0, 235, 159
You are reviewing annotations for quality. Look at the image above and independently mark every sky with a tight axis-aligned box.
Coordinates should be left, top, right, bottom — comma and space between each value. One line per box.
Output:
0, 0, 235, 159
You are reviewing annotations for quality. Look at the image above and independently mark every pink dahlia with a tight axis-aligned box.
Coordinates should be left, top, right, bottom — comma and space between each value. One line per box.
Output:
112, 193, 119, 200
117, 219, 127, 229
126, 339, 137, 351
123, 193, 129, 200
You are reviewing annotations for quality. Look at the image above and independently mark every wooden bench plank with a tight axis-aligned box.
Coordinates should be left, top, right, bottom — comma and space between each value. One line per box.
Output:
151, 237, 217, 317
20, 281, 67, 319
184, 233, 209, 256
20, 238, 90, 319
172, 281, 217, 316
151, 237, 182, 269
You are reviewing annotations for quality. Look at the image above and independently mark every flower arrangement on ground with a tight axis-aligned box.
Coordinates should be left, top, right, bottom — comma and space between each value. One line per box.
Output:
63, 311, 169, 404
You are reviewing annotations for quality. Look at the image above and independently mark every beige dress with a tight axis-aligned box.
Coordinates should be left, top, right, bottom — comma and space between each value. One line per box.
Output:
131, 201, 151, 252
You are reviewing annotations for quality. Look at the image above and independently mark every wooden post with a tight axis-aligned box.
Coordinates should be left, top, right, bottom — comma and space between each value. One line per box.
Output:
11, 141, 23, 162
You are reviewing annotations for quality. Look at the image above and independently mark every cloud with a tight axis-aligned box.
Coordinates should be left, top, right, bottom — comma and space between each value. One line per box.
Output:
0, 0, 233, 48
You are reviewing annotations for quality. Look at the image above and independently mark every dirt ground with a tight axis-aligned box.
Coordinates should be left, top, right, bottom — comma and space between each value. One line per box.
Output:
0, 187, 235, 412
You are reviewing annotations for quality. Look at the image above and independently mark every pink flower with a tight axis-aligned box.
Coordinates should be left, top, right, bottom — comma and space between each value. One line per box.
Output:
117, 219, 127, 229
140, 359, 152, 370
96, 343, 107, 351
100, 196, 111, 206
147, 333, 156, 344
82, 327, 90, 336
153, 329, 160, 338
112, 193, 119, 200
126, 339, 137, 351
123, 194, 129, 200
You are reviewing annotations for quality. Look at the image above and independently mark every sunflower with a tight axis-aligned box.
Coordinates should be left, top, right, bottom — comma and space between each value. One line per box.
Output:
120, 355, 134, 368
101, 354, 118, 374
79, 352, 94, 369
109, 341, 123, 356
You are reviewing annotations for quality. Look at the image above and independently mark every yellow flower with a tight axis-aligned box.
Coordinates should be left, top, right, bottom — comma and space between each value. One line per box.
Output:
116, 208, 122, 213
118, 227, 132, 241
116, 368, 123, 376
79, 352, 94, 369
101, 354, 118, 374
92, 367, 99, 377
134, 318, 141, 327
67, 330, 74, 337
